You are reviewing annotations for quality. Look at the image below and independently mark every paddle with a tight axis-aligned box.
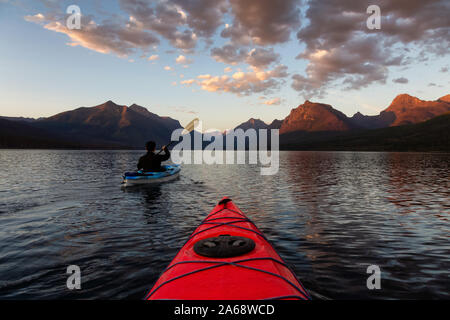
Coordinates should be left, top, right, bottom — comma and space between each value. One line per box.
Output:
156, 118, 199, 155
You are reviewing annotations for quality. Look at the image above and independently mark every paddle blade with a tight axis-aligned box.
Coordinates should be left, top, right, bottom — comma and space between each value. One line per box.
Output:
182, 118, 199, 135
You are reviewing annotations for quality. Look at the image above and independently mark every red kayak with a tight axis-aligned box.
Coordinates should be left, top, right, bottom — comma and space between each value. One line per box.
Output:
145, 197, 310, 300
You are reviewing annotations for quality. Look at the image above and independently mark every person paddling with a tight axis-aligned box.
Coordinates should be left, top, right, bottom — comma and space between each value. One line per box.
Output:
137, 141, 170, 172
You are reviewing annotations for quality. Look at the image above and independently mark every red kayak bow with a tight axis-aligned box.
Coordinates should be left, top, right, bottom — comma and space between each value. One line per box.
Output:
145, 197, 310, 300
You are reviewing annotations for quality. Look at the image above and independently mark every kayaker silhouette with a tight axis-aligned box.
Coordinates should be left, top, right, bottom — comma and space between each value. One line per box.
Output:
137, 141, 170, 172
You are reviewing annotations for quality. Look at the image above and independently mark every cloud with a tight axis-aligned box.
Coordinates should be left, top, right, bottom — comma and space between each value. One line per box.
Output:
164, 66, 173, 71
24, 0, 449, 100
211, 44, 247, 65
181, 79, 196, 85
183, 64, 289, 96
220, 23, 252, 46
211, 45, 280, 67
24, 1, 291, 76
25, 12, 160, 57
262, 97, 281, 106
170, 29, 197, 50
246, 48, 280, 68
175, 55, 193, 64
37, 0, 60, 9
225, 0, 302, 45
148, 54, 159, 61
120, 0, 198, 50
172, 0, 227, 38
292, 0, 450, 98
298, 0, 449, 52
224, 67, 233, 73
24, 13, 46, 23
377, 0, 450, 44
32, 0, 225, 53
393, 77, 409, 84
292, 37, 403, 98
291, 74, 324, 100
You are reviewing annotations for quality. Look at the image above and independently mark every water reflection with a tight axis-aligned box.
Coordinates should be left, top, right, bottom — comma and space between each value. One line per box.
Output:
0, 150, 448, 299
121, 185, 168, 222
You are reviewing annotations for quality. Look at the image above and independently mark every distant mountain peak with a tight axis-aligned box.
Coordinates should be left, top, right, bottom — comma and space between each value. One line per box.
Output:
0, 116, 38, 123
103, 100, 119, 106
395, 93, 414, 99
300, 100, 333, 109
249, 118, 264, 124
233, 117, 284, 131
280, 101, 352, 134
351, 111, 365, 120
438, 94, 450, 103
269, 119, 282, 129
32, 100, 182, 148
235, 118, 269, 131
129, 104, 152, 116
95, 100, 125, 111
384, 93, 450, 126
390, 93, 422, 106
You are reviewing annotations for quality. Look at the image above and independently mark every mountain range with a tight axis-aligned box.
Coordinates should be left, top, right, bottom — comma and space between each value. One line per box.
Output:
1, 94, 449, 151
1, 101, 181, 148
236, 94, 450, 133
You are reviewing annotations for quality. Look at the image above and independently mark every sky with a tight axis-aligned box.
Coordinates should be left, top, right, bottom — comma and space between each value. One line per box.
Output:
0, 0, 449, 131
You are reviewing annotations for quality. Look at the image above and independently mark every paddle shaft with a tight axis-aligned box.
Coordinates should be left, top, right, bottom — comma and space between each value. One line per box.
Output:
155, 118, 198, 155
156, 141, 175, 155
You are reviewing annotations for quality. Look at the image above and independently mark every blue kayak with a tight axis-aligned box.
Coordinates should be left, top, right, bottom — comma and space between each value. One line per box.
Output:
122, 165, 180, 186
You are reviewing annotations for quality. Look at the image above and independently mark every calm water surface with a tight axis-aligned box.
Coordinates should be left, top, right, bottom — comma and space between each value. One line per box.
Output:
0, 150, 448, 299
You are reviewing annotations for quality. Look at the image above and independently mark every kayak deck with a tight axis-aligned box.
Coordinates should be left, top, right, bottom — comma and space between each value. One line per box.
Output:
146, 198, 310, 300
123, 165, 180, 186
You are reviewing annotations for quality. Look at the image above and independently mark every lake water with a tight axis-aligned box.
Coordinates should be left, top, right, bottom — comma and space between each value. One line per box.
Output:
0, 150, 448, 299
